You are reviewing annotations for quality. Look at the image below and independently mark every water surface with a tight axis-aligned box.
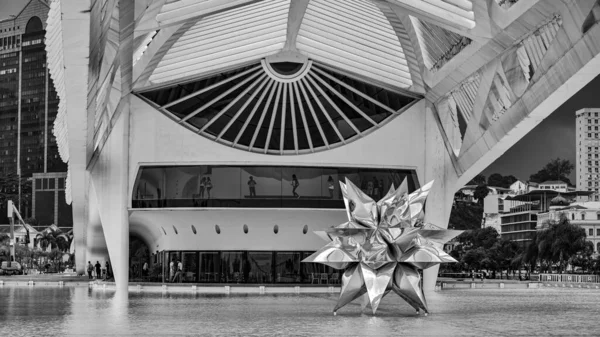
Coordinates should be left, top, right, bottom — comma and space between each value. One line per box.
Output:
1, 287, 598, 336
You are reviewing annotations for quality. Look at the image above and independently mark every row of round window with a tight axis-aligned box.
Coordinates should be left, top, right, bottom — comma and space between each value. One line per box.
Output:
160, 224, 310, 235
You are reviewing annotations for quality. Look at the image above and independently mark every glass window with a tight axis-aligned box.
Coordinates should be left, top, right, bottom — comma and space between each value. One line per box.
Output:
181, 252, 198, 283
597, 228, 600, 236
220, 251, 245, 283
42, 178, 47, 190
247, 252, 273, 283
240, 166, 282, 207
49, 178, 55, 189
589, 228, 594, 236
35, 179, 41, 189
58, 178, 64, 189
302, 251, 339, 284
199, 252, 220, 283
134, 165, 417, 209
274, 252, 302, 283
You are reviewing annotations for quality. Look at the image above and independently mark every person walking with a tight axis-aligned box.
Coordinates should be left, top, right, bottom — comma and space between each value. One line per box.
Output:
291, 174, 300, 198
247, 176, 256, 197
87, 261, 93, 279
95, 261, 101, 280
206, 177, 213, 199
142, 261, 148, 277
169, 259, 176, 282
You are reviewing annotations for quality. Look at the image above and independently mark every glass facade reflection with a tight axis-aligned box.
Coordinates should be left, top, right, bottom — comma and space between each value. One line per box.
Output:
160, 250, 339, 284
133, 165, 418, 209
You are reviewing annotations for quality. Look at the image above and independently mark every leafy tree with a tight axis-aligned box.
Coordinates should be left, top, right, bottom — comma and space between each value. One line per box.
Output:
536, 214, 587, 273
473, 184, 490, 205
467, 174, 486, 185
38, 231, 56, 251
487, 173, 518, 188
571, 241, 594, 273
487, 173, 505, 187
448, 202, 483, 230
529, 158, 574, 185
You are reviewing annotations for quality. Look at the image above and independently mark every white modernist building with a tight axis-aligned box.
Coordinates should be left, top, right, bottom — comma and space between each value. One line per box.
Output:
45, 0, 600, 289
576, 108, 600, 201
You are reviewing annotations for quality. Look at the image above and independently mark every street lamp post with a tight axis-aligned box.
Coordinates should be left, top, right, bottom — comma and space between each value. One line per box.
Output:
8, 201, 15, 267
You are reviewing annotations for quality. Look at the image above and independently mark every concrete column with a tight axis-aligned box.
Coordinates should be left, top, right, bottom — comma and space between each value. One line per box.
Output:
90, 102, 131, 290
421, 101, 460, 292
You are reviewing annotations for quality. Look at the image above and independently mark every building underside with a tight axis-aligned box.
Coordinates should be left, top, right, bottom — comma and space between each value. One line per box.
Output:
45, 0, 600, 290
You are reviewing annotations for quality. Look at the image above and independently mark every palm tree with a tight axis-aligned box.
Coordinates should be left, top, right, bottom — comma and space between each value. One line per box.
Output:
38, 231, 56, 251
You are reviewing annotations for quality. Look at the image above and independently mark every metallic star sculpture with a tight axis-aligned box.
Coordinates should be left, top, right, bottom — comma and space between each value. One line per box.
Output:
302, 178, 462, 315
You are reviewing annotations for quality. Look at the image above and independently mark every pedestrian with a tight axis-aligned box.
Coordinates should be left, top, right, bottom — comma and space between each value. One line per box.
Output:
142, 261, 148, 277
87, 261, 93, 279
481, 272, 484, 282
105, 261, 111, 279
247, 176, 257, 198
291, 174, 300, 198
206, 177, 213, 199
327, 176, 335, 198
199, 177, 206, 199
95, 261, 101, 280
169, 259, 176, 282
173, 260, 183, 283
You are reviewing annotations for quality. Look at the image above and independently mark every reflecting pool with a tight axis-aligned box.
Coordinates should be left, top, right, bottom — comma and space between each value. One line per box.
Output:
1, 287, 599, 336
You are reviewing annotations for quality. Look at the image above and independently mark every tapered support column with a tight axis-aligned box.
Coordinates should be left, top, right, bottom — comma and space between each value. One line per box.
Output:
90, 102, 131, 290
422, 101, 460, 291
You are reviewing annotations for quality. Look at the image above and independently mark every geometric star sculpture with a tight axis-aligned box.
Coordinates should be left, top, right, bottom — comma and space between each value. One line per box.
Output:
302, 178, 462, 316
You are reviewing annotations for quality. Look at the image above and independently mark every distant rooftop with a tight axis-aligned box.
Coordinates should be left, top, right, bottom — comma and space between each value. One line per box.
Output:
539, 180, 568, 185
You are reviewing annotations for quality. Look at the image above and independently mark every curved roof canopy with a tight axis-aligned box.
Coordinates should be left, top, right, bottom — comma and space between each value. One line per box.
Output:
136, 0, 477, 93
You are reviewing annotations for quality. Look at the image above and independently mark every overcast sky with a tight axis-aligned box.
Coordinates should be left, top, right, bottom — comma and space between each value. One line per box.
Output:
2, 0, 598, 183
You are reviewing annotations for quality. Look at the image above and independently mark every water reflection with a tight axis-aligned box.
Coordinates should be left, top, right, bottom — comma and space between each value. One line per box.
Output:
1, 288, 599, 336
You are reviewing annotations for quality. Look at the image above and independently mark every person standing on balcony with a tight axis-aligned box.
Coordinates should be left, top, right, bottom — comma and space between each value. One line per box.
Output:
291, 174, 300, 198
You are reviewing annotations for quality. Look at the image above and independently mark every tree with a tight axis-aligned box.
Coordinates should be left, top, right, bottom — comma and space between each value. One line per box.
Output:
529, 158, 575, 185
473, 184, 490, 205
38, 231, 56, 251
449, 202, 483, 230
536, 214, 587, 273
467, 174, 486, 186
487, 173, 505, 187
488, 173, 519, 188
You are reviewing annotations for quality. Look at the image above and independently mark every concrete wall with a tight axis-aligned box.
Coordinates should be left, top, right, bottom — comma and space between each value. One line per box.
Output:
129, 209, 347, 252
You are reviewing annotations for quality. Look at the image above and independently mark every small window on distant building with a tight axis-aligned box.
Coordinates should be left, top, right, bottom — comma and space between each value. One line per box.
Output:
597, 228, 600, 235
582, 213, 586, 220
589, 133, 592, 138
589, 228, 593, 236
572, 214, 575, 220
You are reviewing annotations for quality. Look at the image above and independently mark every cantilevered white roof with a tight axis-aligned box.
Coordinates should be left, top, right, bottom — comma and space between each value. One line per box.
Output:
136, 0, 478, 93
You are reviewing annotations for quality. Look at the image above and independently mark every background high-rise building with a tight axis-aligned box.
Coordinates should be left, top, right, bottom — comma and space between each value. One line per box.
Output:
0, 0, 69, 226
576, 108, 600, 202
